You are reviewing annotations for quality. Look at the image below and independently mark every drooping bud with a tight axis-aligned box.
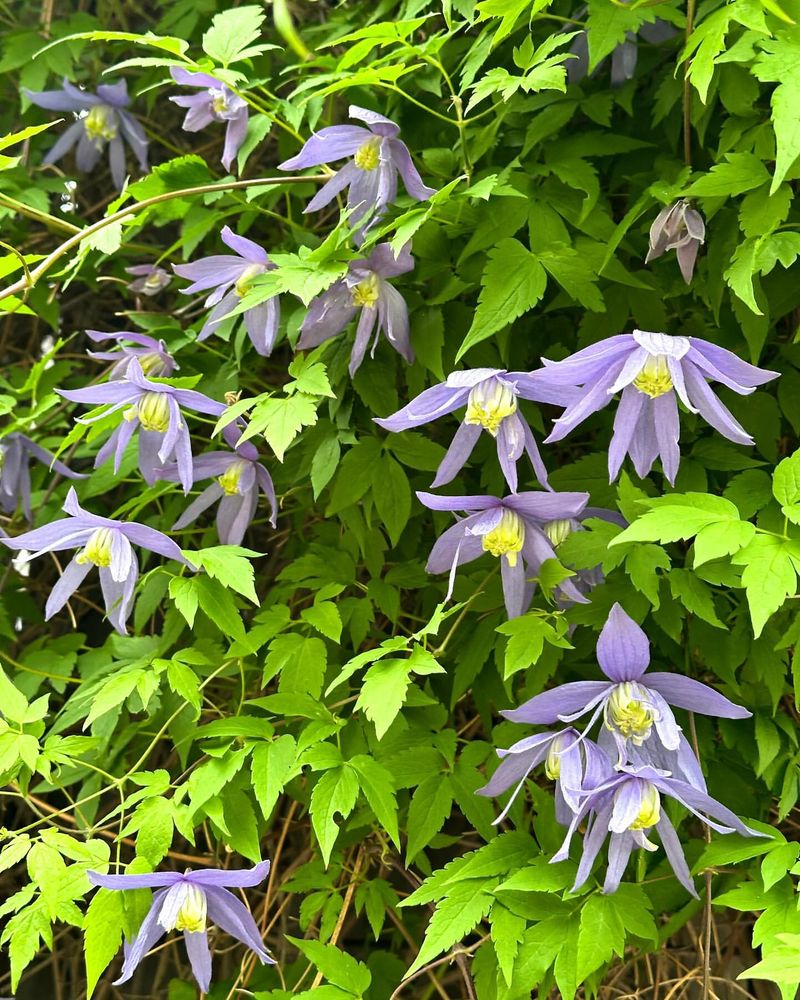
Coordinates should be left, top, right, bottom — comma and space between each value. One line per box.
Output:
543, 519, 574, 548
645, 199, 705, 284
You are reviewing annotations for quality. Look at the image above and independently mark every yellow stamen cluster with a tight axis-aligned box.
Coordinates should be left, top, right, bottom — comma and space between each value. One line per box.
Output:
543, 519, 573, 548
481, 509, 525, 567
218, 459, 248, 496
605, 682, 655, 745
629, 784, 661, 831
235, 264, 265, 299
173, 884, 207, 933
464, 380, 517, 437
351, 273, 380, 309
211, 90, 230, 115
139, 352, 167, 377
84, 105, 118, 144
127, 391, 171, 433
633, 354, 673, 398
76, 528, 114, 568
354, 137, 381, 171
545, 733, 570, 780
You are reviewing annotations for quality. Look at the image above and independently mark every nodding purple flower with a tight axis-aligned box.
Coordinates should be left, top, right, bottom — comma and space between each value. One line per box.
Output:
477, 728, 609, 826
0, 433, 85, 521
169, 68, 248, 173
173, 226, 279, 357
0, 487, 190, 634
157, 426, 277, 545
553, 764, 762, 897
416, 490, 591, 618
87, 860, 274, 992
299, 243, 414, 377
57, 358, 225, 492
646, 200, 705, 283
126, 264, 171, 297
534, 330, 779, 484
278, 105, 435, 234
86, 330, 176, 380
23, 78, 148, 190
503, 604, 750, 774
375, 369, 575, 492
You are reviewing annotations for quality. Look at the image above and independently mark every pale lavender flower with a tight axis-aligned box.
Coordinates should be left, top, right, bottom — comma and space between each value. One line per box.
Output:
477, 727, 609, 826
126, 264, 171, 297
23, 78, 148, 189
504, 604, 750, 778
173, 226, 279, 357
299, 243, 414, 377
375, 369, 576, 491
0, 487, 189, 633
157, 426, 277, 545
57, 358, 225, 492
87, 860, 274, 991
0, 433, 85, 521
278, 105, 435, 233
170, 68, 248, 172
86, 330, 176, 380
553, 764, 761, 896
646, 199, 706, 283
534, 330, 779, 484
416, 490, 590, 618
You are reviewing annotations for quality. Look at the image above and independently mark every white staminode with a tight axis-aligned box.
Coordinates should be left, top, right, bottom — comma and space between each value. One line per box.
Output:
158, 881, 208, 933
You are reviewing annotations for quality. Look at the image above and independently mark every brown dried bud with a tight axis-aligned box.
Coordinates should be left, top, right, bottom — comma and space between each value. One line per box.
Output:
645, 199, 705, 284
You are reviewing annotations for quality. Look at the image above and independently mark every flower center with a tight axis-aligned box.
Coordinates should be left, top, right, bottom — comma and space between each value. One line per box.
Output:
84, 105, 118, 144
544, 733, 570, 781
605, 682, 656, 745
351, 273, 380, 309
173, 883, 207, 933
633, 354, 673, 398
218, 458, 249, 496
76, 527, 115, 568
126, 391, 171, 433
464, 379, 517, 437
543, 519, 573, 548
354, 137, 381, 171
235, 264, 265, 298
481, 509, 525, 567
138, 352, 169, 377
628, 784, 661, 831
143, 271, 165, 290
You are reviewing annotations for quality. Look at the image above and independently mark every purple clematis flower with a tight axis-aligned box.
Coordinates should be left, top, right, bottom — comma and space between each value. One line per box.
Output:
417, 490, 591, 618
0, 433, 85, 521
86, 330, 176, 380
477, 728, 609, 826
504, 603, 750, 770
87, 860, 274, 992
126, 263, 171, 297
535, 330, 779, 484
173, 226, 279, 357
0, 487, 189, 633
299, 243, 414, 377
24, 78, 148, 189
374, 369, 575, 491
170, 68, 248, 172
553, 764, 761, 896
278, 105, 435, 234
646, 200, 705, 283
157, 426, 277, 544
57, 358, 225, 492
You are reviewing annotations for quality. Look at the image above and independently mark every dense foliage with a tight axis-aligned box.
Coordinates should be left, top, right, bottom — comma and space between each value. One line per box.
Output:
1, 0, 800, 997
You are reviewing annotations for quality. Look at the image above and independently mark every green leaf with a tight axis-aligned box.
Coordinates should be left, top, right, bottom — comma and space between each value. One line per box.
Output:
752, 34, 800, 192
271, 633, 327, 698
496, 614, 572, 678
349, 755, 400, 848
301, 601, 343, 642
84, 670, 144, 729
626, 544, 671, 607
195, 575, 245, 640
202, 5, 267, 66
490, 902, 526, 986
372, 454, 411, 547
732, 535, 798, 637
354, 658, 412, 739
457, 238, 547, 359
773, 450, 800, 506
668, 568, 724, 627
288, 937, 371, 996
310, 765, 359, 866
252, 736, 297, 819
185, 545, 260, 603
576, 893, 626, 981
693, 521, 756, 567
83, 888, 125, 997
686, 152, 771, 197
406, 879, 494, 975
286, 357, 335, 398
405, 775, 453, 864
585, 0, 655, 69
246, 393, 320, 460
168, 575, 198, 627
611, 494, 741, 546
